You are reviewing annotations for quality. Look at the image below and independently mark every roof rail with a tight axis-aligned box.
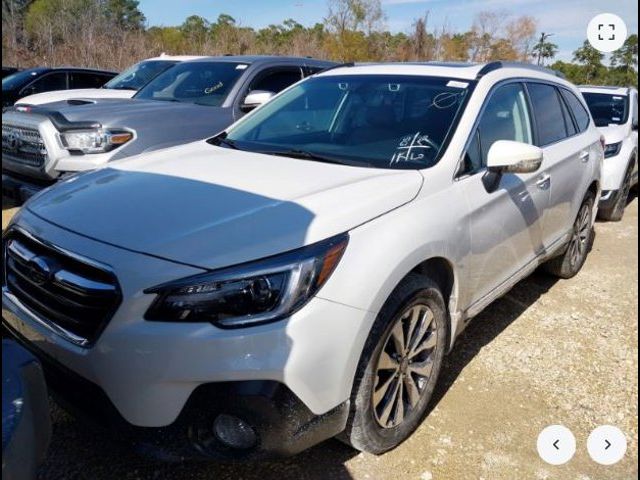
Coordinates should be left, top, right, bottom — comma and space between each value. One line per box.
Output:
476, 61, 565, 79
316, 62, 355, 74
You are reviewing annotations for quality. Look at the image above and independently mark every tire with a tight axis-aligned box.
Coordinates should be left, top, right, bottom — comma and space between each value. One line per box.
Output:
340, 273, 447, 454
598, 162, 634, 222
543, 192, 595, 279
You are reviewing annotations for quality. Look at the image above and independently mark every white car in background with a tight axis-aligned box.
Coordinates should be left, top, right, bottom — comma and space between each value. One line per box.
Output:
580, 86, 638, 221
15, 55, 205, 106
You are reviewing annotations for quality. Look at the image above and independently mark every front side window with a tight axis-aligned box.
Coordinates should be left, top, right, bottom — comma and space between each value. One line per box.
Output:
27, 72, 67, 94
223, 75, 472, 170
528, 83, 569, 146
464, 82, 533, 173
104, 60, 178, 91
134, 62, 245, 107
581, 92, 629, 127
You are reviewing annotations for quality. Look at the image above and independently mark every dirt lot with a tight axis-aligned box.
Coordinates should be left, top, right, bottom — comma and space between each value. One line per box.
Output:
2, 196, 638, 480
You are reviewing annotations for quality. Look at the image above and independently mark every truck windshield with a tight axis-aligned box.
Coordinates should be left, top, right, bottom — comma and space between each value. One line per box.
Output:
2, 70, 43, 91
104, 60, 177, 91
221, 74, 472, 169
582, 92, 629, 127
134, 62, 245, 107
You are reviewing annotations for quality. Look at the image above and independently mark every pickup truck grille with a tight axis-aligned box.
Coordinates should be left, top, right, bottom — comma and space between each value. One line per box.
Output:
3, 230, 121, 346
2, 124, 47, 168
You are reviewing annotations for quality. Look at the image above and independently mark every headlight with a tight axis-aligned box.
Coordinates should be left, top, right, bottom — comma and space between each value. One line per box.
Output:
59, 129, 133, 154
144, 233, 349, 328
604, 142, 622, 158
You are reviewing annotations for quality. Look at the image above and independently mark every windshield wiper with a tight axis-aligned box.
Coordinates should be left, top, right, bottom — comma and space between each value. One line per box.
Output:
108, 86, 138, 91
208, 132, 239, 150
262, 149, 346, 165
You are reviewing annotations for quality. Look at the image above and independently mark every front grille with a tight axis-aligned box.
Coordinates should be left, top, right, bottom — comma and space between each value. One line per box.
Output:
2, 124, 48, 168
3, 230, 121, 346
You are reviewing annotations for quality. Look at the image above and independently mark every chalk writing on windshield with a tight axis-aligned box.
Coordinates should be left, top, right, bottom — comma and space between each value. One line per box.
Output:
390, 132, 434, 165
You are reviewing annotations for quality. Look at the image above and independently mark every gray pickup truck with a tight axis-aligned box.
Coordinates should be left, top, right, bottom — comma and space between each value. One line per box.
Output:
2, 56, 335, 203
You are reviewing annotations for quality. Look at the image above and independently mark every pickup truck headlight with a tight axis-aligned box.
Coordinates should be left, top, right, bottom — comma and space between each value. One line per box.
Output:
604, 142, 622, 158
144, 233, 349, 328
59, 129, 133, 154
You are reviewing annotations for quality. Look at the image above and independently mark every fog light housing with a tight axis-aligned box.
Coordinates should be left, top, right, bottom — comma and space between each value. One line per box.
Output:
213, 414, 257, 450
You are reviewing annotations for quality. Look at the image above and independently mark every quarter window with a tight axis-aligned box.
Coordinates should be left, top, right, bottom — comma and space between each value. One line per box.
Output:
560, 89, 591, 132
527, 83, 569, 145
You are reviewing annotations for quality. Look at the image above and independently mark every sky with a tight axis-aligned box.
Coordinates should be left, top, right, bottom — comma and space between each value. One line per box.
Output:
138, 0, 639, 62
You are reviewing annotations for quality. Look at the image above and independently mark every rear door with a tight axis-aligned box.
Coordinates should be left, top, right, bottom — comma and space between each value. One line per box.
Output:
458, 81, 550, 304
527, 82, 594, 248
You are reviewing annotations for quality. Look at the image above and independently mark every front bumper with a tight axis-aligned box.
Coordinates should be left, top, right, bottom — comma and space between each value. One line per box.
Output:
2, 210, 372, 452
3, 324, 348, 461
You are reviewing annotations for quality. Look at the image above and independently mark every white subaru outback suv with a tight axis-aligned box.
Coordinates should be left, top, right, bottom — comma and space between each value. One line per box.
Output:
2, 62, 602, 460
579, 86, 638, 221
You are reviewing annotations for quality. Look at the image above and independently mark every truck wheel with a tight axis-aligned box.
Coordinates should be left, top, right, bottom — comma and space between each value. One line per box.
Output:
340, 273, 447, 454
598, 162, 634, 222
543, 192, 595, 279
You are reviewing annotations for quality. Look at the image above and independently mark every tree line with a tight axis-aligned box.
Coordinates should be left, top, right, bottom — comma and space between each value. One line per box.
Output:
2, 0, 637, 88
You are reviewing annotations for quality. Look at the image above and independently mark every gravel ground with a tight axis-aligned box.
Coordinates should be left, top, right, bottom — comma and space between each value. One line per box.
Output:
2, 195, 638, 480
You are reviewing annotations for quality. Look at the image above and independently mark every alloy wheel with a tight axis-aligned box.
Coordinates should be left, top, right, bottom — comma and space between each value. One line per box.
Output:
372, 304, 438, 429
568, 203, 591, 268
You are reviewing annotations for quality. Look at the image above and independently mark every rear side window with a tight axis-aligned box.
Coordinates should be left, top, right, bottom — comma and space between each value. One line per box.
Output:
558, 93, 578, 136
527, 83, 568, 146
560, 89, 591, 132
69, 72, 111, 89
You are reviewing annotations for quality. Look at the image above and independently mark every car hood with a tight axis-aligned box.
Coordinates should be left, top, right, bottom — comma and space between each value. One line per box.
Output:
16, 88, 135, 106
27, 98, 227, 127
27, 141, 423, 270
597, 124, 628, 145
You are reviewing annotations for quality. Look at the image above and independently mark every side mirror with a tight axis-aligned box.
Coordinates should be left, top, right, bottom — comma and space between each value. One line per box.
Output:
487, 140, 543, 174
632, 121, 638, 132
241, 90, 275, 112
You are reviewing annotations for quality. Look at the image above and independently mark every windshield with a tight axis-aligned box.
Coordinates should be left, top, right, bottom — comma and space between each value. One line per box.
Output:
222, 75, 472, 169
582, 92, 629, 127
104, 60, 178, 91
134, 61, 246, 106
2, 70, 42, 91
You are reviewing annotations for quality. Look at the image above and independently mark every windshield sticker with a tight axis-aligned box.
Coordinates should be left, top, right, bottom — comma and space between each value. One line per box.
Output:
236, 64, 248, 70
204, 81, 224, 94
388, 83, 400, 92
613, 96, 623, 100
432, 92, 460, 109
390, 132, 434, 165
447, 80, 469, 89
612, 117, 621, 121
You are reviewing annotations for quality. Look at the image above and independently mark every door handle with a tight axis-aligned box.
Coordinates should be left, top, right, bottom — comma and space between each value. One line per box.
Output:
536, 173, 551, 190
579, 151, 590, 163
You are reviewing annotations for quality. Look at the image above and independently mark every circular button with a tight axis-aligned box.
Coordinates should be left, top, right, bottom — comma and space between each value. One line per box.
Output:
587, 13, 628, 53
537, 425, 576, 465
587, 425, 627, 465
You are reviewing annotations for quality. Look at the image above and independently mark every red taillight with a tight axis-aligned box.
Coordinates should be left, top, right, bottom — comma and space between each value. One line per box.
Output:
599, 135, 606, 151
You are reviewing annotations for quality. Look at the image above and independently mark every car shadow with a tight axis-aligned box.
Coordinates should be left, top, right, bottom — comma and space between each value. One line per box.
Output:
427, 270, 560, 411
